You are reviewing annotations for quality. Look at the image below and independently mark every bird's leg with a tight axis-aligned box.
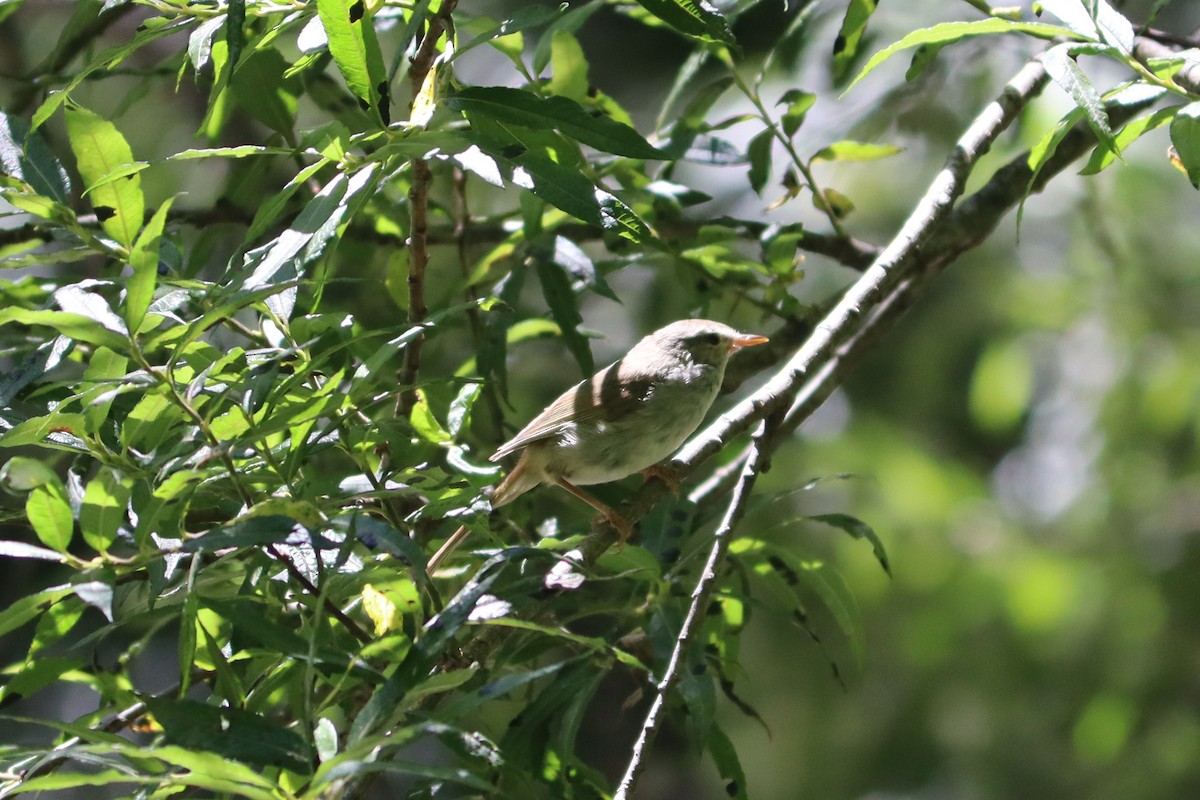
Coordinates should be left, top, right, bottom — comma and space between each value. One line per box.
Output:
551, 476, 634, 543
640, 464, 681, 495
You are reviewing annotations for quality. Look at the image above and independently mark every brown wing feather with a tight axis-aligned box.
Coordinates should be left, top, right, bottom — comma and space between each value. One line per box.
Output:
490, 358, 654, 462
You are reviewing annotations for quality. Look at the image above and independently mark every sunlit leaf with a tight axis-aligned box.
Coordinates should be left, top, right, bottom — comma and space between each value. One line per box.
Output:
845, 19, 1079, 94
64, 103, 144, 247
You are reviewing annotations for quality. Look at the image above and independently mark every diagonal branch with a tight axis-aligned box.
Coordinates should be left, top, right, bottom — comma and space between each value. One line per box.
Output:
613, 420, 771, 800
547, 54, 1055, 581
554, 35, 1190, 578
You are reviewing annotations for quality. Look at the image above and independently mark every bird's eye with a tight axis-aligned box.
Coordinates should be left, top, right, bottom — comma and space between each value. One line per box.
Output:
701, 333, 721, 346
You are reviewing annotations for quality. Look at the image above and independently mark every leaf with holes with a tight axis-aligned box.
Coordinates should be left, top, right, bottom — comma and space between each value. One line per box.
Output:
64, 104, 144, 247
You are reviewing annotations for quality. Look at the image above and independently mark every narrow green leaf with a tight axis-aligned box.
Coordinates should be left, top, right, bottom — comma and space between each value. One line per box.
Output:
811, 140, 903, 162
1169, 101, 1200, 188
536, 256, 593, 376
80, 468, 132, 552
832, 0, 877, 81
707, 725, 749, 800
1083, 106, 1177, 175
747, 129, 772, 194
448, 86, 666, 159
0, 412, 89, 449
143, 696, 310, 772
1042, 42, 1117, 154
808, 512, 890, 575
845, 19, 1080, 94
63, 103, 144, 247
801, 559, 865, 670
226, 0, 246, 68
632, 0, 735, 46
317, 0, 389, 124
120, 390, 182, 453
126, 196, 173, 331
0, 586, 73, 639
179, 515, 297, 553
26, 477, 74, 552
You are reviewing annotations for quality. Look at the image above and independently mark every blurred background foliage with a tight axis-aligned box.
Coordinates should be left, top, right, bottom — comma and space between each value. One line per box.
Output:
1, 0, 1200, 799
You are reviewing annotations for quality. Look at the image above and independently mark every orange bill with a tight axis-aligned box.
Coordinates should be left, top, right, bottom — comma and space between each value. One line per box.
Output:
730, 333, 769, 351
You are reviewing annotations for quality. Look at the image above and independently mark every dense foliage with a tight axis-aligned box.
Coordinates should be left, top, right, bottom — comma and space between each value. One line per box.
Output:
2, 0, 1200, 798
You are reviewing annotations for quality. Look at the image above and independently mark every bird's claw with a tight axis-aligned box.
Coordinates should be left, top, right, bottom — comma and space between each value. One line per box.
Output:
641, 465, 682, 495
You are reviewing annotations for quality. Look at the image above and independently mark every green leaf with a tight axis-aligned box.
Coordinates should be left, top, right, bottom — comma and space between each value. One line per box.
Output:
536, 255, 593, 376
808, 512, 891, 575
125, 196, 173, 332
632, 0, 735, 46
778, 89, 816, 138
800, 559, 865, 671
844, 19, 1079, 94
747, 129, 773, 194
0, 586, 73, 639
0, 412, 89, 449
242, 163, 379, 322
548, 29, 589, 103
0, 111, 72, 202
448, 86, 666, 159
1169, 102, 1200, 188
0, 455, 59, 489
832, 0, 877, 82
410, 389, 451, 444
317, 0, 389, 125
80, 468, 131, 552
1083, 106, 1175, 175
81, 346, 129, 434
1042, 42, 1117, 155
811, 140, 903, 163
143, 696, 310, 772
532, 1, 600, 74
229, 48, 299, 137
707, 725, 749, 800
179, 515, 297, 553
63, 103, 144, 247
120, 390, 183, 453
26, 476, 74, 552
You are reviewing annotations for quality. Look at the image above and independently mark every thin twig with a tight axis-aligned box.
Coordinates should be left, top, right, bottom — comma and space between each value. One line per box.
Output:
614, 421, 770, 800
395, 1, 459, 419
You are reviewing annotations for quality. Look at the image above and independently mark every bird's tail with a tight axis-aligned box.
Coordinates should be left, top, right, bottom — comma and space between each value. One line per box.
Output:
425, 459, 536, 571
489, 457, 538, 507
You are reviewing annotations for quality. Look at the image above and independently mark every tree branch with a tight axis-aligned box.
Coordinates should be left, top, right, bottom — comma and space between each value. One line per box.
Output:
547, 55, 1054, 585
613, 421, 770, 800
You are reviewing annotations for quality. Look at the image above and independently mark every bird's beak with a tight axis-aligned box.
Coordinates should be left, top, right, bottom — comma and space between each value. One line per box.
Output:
729, 333, 769, 352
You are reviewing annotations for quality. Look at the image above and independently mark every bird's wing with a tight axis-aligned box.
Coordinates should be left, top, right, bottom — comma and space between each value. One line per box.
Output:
490, 359, 654, 462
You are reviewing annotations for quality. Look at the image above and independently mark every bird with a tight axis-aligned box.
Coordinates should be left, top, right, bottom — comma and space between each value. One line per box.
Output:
425, 319, 769, 571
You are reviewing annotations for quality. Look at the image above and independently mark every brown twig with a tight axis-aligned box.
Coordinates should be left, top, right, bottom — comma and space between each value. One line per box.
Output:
394, 1, 460, 419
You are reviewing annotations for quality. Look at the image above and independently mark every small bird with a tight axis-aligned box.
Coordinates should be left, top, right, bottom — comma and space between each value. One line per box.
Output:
426, 319, 769, 570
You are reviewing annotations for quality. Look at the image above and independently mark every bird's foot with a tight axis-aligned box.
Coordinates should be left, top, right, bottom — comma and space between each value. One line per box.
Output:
591, 509, 634, 548
641, 464, 681, 495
